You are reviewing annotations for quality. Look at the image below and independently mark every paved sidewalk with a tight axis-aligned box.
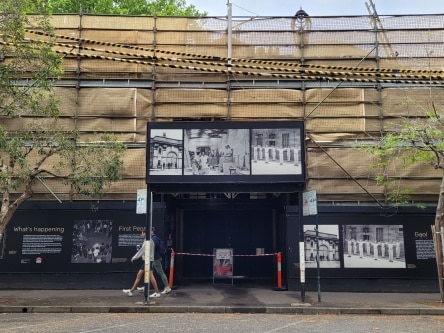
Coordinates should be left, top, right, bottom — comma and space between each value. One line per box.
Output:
0, 284, 443, 314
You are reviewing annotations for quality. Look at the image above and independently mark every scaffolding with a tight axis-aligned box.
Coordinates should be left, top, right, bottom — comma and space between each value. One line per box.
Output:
13, 12, 444, 203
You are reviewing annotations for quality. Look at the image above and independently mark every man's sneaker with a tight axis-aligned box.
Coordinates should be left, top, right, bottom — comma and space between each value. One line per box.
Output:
161, 286, 172, 294
122, 289, 133, 297
150, 292, 161, 298
136, 286, 145, 292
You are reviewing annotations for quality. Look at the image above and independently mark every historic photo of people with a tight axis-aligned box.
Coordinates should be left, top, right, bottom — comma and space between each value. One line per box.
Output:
71, 220, 113, 264
183, 128, 250, 176
149, 129, 183, 175
343, 224, 406, 268
303, 225, 340, 268
251, 128, 302, 175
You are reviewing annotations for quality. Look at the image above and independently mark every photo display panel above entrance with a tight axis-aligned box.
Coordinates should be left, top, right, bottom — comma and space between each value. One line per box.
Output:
146, 121, 306, 193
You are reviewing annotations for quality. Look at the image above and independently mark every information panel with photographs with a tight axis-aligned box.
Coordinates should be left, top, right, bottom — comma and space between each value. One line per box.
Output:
146, 121, 305, 190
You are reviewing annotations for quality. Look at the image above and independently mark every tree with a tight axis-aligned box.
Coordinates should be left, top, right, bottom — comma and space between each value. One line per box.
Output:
45, 0, 207, 16
362, 95, 444, 301
0, 0, 125, 252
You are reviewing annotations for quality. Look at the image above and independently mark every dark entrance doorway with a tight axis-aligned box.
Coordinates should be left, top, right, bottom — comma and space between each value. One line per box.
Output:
174, 199, 279, 282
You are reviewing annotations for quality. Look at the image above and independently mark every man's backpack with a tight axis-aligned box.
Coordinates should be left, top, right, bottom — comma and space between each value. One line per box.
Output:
158, 238, 167, 256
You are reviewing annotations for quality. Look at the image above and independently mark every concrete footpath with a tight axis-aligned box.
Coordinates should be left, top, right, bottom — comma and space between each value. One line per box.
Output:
0, 284, 443, 315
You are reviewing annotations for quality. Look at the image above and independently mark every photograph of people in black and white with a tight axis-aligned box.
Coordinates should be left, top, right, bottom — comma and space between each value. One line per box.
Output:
149, 129, 183, 175
303, 225, 340, 268
343, 224, 406, 268
251, 128, 302, 175
71, 220, 113, 264
183, 128, 250, 175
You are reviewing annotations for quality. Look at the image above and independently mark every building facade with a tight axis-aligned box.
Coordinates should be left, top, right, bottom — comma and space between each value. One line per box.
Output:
0, 12, 442, 291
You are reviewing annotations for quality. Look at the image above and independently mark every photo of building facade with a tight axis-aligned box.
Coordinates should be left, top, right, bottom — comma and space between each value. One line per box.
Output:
303, 225, 340, 268
149, 130, 183, 175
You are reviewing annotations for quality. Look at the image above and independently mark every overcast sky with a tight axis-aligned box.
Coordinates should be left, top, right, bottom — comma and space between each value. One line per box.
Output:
186, 0, 444, 16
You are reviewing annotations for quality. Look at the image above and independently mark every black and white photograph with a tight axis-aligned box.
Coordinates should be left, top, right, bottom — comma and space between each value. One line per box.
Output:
303, 225, 340, 268
71, 220, 113, 264
183, 128, 250, 176
343, 224, 406, 268
251, 128, 302, 175
149, 129, 183, 175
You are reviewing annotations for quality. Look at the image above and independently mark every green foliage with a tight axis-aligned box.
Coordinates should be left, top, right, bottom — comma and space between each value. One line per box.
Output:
360, 97, 444, 206
0, 0, 126, 228
45, 0, 207, 16
1, 0, 62, 119
57, 134, 126, 198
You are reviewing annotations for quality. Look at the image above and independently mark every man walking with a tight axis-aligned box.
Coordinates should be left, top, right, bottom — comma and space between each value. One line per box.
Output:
151, 227, 171, 294
122, 228, 161, 298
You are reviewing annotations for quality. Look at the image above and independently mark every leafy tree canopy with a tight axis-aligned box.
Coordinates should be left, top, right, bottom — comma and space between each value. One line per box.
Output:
0, 0, 126, 238
360, 95, 444, 301
44, 0, 207, 16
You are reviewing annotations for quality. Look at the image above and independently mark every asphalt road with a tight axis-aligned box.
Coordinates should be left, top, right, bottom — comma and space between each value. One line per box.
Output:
0, 313, 443, 333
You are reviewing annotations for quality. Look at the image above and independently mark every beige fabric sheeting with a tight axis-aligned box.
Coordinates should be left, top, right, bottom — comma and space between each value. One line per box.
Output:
76, 133, 143, 143
230, 89, 302, 103
384, 157, 443, 178
156, 31, 219, 45
155, 89, 225, 103
384, 179, 443, 195
382, 88, 444, 116
49, 15, 81, 28
78, 88, 139, 116
79, 60, 148, 75
136, 119, 150, 134
122, 149, 147, 177
98, 179, 146, 195
297, 89, 376, 120
12, 15, 443, 202
155, 72, 228, 82
307, 179, 383, 196
16, 179, 72, 196
305, 118, 366, 132
80, 30, 154, 45
305, 88, 363, 103
75, 118, 135, 132
308, 133, 368, 142
157, 17, 196, 30
55, 58, 78, 77
153, 89, 229, 118
0, 118, 74, 132
14, 152, 69, 178
55, 88, 77, 115
293, 44, 370, 59
307, 148, 382, 178
230, 104, 303, 118
153, 104, 228, 118
304, 102, 365, 118
81, 15, 155, 30
224, 89, 304, 119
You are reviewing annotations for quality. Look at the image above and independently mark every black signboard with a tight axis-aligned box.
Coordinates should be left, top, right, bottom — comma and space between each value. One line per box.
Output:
146, 121, 305, 192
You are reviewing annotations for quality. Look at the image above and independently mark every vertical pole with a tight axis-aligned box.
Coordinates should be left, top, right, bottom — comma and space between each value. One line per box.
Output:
227, 0, 232, 62
299, 242, 305, 302
226, 0, 232, 120
168, 248, 175, 288
144, 190, 153, 303
276, 252, 282, 288
315, 214, 321, 302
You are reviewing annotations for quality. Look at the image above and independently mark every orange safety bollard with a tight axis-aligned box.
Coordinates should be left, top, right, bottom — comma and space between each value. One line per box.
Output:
273, 251, 286, 291
277, 252, 282, 288
168, 248, 175, 288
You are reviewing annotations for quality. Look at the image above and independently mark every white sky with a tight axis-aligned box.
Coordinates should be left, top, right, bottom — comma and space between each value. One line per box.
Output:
186, 0, 444, 16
